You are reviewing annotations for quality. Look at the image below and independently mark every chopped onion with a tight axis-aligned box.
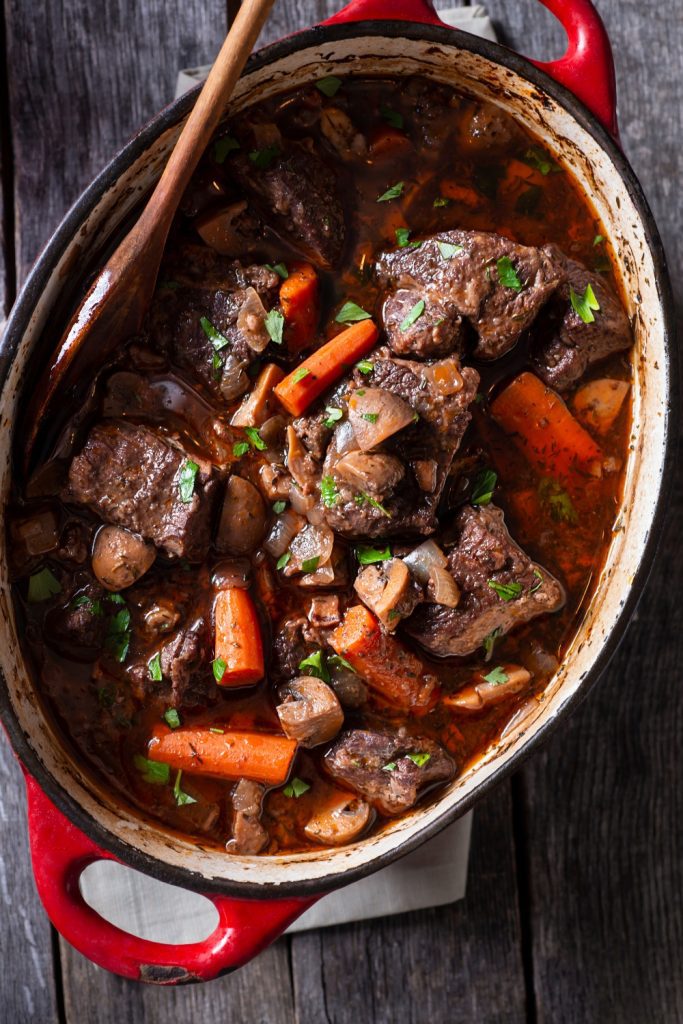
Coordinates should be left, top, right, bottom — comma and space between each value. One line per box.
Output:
289, 482, 316, 515
328, 419, 358, 460
429, 565, 460, 607
348, 388, 415, 451
298, 562, 336, 586
264, 509, 306, 558
421, 358, 463, 396
220, 354, 250, 402
259, 414, 286, 449
237, 287, 270, 353
288, 523, 335, 573
404, 539, 448, 585
286, 425, 317, 494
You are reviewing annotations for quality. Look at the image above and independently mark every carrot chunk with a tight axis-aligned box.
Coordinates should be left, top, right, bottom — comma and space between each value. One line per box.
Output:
214, 588, 264, 686
368, 125, 413, 160
148, 726, 296, 786
439, 181, 483, 208
280, 262, 320, 353
490, 372, 604, 484
328, 604, 435, 711
274, 319, 379, 417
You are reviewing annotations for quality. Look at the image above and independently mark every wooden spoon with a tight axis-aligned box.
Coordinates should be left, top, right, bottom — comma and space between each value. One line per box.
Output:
25, 0, 275, 465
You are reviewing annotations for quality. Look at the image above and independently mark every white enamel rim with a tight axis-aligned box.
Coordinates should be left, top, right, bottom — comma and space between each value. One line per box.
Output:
0, 25, 674, 897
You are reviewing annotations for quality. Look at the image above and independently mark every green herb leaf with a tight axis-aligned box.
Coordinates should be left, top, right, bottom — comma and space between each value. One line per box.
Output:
321, 475, 340, 507
148, 652, 163, 682
173, 769, 197, 806
488, 580, 523, 602
209, 727, 225, 734
483, 666, 509, 685
323, 406, 343, 428
213, 135, 240, 163
530, 569, 544, 594
570, 283, 600, 324
382, 761, 397, 773
164, 708, 181, 729
437, 241, 464, 260
266, 261, 288, 279
377, 181, 405, 203
328, 653, 356, 674
355, 544, 391, 565
106, 607, 131, 663
292, 367, 310, 384
497, 256, 523, 292
336, 301, 371, 324
523, 145, 560, 176
200, 315, 230, 351
407, 752, 431, 767
298, 649, 330, 683
471, 468, 497, 506
244, 426, 267, 451
399, 299, 425, 332
212, 657, 227, 683
362, 412, 379, 423
593, 234, 605, 247
356, 359, 374, 375
211, 350, 223, 380
380, 105, 404, 129
316, 76, 342, 97
538, 478, 579, 525
264, 308, 285, 344
233, 441, 249, 458
273, 500, 287, 515
395, 227, 420, 249
134, 755, 169, 785
355, 492, 391, 518
249, 145, 279, 170
283, 777, 311, 798
482, 627, 502, 660
301, 555, 321, 573
27, 567, 61, 603
178, 459, 199, 503
276, 551, 291, 570
107, 593, 126, 605
433, 196, 450, 208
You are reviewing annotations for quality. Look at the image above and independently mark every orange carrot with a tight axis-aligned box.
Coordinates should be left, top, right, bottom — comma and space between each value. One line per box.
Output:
491, 372, 604, 484
501, 158, 545, 192
439, 181, 483, 209
280, 262, 320, 353
274, 319, 379, 417
368, 125, 413, 160
329, 604, 436, 711
214, 588, 264, 686
147, 726, 296, 786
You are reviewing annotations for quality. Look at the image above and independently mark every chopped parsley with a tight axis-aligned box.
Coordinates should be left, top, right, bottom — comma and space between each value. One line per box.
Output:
211, 351, 223, 381
496, 256, 523, 292
134, 755, 169, 785
71, 594, 103, 615
355, 544, 391, 565
173, 770, 197, 806
316, 75, 342, 97
362, 412, 379, 423
106, 607, 131, 663
407, 752, 431, 767
266, 262, 288, 279
483, 627, 502, 660
148, 652, 163, 682
323, 406, 343, 428
488, 580, 523, 602
355, 492, 391, 518
200, 315, 230, 351
471, 468, 497, 506
244, 426, 267, 451
264, 308, 285, 344
301, 555, 321, 573
530, 569, 544, 594
299, 649, 331, 683
380, 105, 404, 129
328, 653, 356, 674
377, 180, 405, 203
483, 666, 509, 686
399, 298, 425, 332
433, 196, 450, 208
212, 657, 227, 683
523, 145, 561, 176
336, 301, 371, 324
437, 241, 464, 260
27, 567, 61, 603
570, 283, 600, 324
382, 762, 397, 773
209, 727, 225, 734
249, 145, 279, 170
321, 475, 340, 507
233, 441, 249, 458
395, 227, 420, 249
593, 234, 605, 247
292, 367, 311, 384
178, 460, 199, 503
164, 708, 181, 729
213, 135, 239, 163
283, 777, 311, 798
273, 500, 287, 515
538, 478, 578, 525
276, 551, 291, 570
356, 359, 374, 375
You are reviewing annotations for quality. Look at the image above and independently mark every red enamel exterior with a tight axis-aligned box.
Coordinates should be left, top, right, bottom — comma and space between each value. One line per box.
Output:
19, 0, 618, 985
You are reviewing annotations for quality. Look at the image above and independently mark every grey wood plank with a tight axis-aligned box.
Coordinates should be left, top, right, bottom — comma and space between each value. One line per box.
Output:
291, 788, 526, 1024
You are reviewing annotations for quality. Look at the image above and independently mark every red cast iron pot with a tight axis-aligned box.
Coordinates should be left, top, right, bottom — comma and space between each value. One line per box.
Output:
0, 0, 675, 985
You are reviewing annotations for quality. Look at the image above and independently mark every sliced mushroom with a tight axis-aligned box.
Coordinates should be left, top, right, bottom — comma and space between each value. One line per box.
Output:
236, 287, 271, 353
141, 598, 181, 637
304, 789, 372, 846
286, 425, 320, 494
572, 378, 630, 436
354, 558, 420, 631
216, 476, 267, 556
347, 388, 415, 451
413, 459, 438, 493
10, 507, 60, 563
320, 107, 367, 158
219, 353, 250, 402
308, 594, 341, 628
442, 665, 532, 714
276, 676, 344, 747
225, 778, 268, 855
195, 200, 255, 256
231, 364, 285, 428
335, 451, 405, 496
91, 525, 156, 591
259, 462, 292, 501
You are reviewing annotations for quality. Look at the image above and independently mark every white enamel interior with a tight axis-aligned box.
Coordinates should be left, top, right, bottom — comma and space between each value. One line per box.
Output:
0, 32, 670, 893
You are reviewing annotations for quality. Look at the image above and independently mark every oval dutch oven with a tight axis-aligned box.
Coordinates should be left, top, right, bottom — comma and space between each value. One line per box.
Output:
0, 0, 675, 985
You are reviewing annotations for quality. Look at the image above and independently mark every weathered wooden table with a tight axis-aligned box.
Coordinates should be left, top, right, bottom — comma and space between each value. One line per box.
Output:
1, 1, 681, 1020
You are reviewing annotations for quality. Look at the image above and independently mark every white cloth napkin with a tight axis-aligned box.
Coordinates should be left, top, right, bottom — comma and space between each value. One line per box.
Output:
79, 3, 496, 945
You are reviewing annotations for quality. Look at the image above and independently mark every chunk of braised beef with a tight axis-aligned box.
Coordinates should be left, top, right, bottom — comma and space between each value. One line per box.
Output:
403, 504, 565, 657
376, 230, 564, 360
271, 615, 326, 682
324, 728, 455, 815
532, 246, 633, 392
45, 584, 107, 660
66, 421, 219, 562
226, 779, 268, 855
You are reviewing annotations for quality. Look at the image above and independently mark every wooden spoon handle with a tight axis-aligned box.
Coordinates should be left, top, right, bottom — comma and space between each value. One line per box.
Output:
138, 0, 275, 239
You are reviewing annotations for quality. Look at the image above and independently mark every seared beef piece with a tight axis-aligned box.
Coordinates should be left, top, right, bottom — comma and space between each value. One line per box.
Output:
45, 585, 107, 659
403, 505, 565, 657
376, 231, 564, 360
271, 615, 326, 682
229, 143, 345, 268
324, 728, 455, 815
293, 409, 333, 462
147, 248, 279, 394
322, 352, 479, 539
56, 521, 92, 566
460, 100, 521, 153
532, 246, 632, 392
125, 619, 213, 708
66, 420, 218, 561
226, 779, 268, 855
404, 77, 459, 148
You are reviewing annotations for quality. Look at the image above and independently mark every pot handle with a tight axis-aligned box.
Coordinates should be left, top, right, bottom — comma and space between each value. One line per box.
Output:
322, 0, 618, 139
23, 773, 317, 983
